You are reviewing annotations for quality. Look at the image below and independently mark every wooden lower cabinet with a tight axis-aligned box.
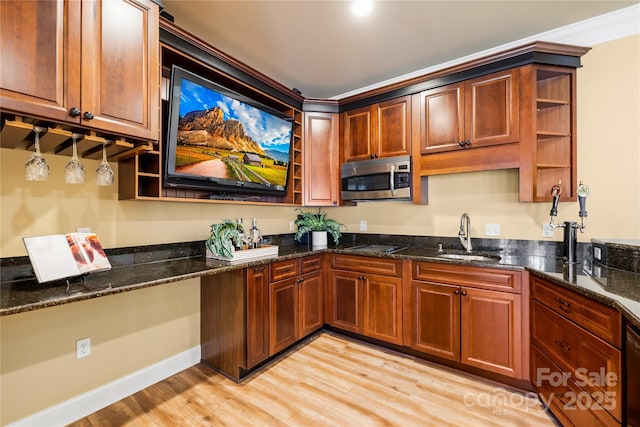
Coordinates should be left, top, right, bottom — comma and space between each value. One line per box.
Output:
531, 276, 622, 425
406, 261, 526, 380
327, 255, 403, 345
246, 265, 270, 368
269, 256, 324, 355
461, 287, 522, 378
407, 281, 460, 360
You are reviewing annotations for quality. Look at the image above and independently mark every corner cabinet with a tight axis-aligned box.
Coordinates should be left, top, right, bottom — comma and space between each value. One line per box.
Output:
0, 0, 159, 141
303, 111, 339, 206
342, 96, 411, 162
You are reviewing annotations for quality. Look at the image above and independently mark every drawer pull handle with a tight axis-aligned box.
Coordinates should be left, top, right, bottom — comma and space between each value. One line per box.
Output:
253, 267, 265, 272
280, 267, 291, 272
555, 297, 572, 311
555, 339, 571, 351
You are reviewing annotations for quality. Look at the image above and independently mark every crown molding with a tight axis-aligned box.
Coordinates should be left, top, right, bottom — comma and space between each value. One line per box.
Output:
332, 4, 639, 101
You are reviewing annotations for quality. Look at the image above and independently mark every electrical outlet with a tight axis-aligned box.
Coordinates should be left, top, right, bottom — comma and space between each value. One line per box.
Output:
289, 221, 295, 232
360, 220, 367, 231
76, 338, 91, 359
484, 223, 500, 236
76, 227, 91, 233
542, 223, 554, 238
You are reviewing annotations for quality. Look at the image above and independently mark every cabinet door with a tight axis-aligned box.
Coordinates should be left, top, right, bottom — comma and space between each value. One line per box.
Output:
303, 112, 339, 206
81, 0, 159, 139
461, 287, 522, 378
375, 96, 411, 158
269, 277, 298, 355
418, 82, 465, 154
465, 69, 519, 148
246, 265, 269, 368
327, 270, 363, 333
342, 106, 375, 162
0, 0, 81, 123
363, 274, 403, 345
408, 281, 460, 361
298, 271, 324, 338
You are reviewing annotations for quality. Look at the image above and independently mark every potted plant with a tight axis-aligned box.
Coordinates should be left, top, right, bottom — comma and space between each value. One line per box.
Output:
294, 208, 345, 248
205, 219, 242, 259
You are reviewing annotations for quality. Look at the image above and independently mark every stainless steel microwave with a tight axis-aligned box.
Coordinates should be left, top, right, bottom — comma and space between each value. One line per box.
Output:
340, 155, 411, 201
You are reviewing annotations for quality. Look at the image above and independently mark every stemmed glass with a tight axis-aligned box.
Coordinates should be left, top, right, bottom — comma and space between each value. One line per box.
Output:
96, 142, 114, 186
25, 127, 49, 181
65, 133, 86, 184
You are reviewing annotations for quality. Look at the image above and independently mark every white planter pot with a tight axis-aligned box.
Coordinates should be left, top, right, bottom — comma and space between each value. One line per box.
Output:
312, 231, 328, 249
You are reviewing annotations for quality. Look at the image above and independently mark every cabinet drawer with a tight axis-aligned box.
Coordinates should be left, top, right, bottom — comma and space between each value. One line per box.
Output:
331, 254, 402, 277
531, 301, 622, 421
270, 259, 299, 282
301, 254, 323, 273
412, 261, 521, 293
531, 277, 621, 348
532, 346, 621, 427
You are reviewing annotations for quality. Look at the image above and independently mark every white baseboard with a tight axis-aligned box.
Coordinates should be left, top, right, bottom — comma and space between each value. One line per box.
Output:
9, 346, 201, 427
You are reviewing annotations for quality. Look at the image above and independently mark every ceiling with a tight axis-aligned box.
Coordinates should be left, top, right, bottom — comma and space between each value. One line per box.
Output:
162, 1, 638, 99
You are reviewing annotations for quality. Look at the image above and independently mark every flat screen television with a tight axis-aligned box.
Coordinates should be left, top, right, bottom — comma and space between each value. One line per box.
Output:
163, 65, 294, 196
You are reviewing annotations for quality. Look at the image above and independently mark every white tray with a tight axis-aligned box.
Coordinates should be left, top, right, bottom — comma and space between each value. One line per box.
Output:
206, 244, 279, 263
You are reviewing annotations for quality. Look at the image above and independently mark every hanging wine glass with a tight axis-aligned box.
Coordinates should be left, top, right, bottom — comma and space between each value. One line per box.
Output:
96, 142, 114, 186
65, 133, 86, 184
25, 127, 49, 181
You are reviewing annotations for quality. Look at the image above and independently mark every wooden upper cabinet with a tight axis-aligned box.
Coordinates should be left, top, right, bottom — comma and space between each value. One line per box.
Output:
0, 0, 159, 141
81, 0, 159, 140
0, 0, 78, 123
303, 112, 339, 206
342, 95, 411, 162
417, 69, 519, 155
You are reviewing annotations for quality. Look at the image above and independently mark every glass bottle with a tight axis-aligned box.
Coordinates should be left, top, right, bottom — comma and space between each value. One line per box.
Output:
235, 218, 245, 250
250, 218, 262, 249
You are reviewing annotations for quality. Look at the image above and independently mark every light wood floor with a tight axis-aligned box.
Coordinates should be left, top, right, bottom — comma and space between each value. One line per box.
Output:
69, 333, 556, 426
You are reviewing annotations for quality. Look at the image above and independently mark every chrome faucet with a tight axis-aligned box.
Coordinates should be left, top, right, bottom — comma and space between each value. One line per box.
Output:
458, 213, 472, 252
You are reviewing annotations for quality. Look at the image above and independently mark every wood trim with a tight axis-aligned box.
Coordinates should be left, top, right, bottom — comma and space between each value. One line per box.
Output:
160, 17, 303, 109
338, 41, 590, 111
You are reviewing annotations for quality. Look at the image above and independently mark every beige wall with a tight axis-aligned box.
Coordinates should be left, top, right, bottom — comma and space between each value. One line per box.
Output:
0, 34, 638, 424
0, 278, 200, 425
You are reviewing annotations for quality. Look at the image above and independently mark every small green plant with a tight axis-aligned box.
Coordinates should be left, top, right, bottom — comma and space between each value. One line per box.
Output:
206, 219, 242, 259
294, 208, 345, 245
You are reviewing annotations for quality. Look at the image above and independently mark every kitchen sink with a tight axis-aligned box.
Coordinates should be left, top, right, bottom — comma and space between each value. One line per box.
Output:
436, 253, 501, 262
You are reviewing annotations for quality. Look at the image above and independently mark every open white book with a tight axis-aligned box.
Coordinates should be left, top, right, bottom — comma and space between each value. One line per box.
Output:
23, 232, 112, 283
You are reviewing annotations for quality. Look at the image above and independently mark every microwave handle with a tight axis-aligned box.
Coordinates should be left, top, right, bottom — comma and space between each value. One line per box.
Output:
390, 165, 395, 196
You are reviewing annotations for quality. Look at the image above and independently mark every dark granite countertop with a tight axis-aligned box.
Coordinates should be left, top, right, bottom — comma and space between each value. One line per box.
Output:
2, 240, 639, 330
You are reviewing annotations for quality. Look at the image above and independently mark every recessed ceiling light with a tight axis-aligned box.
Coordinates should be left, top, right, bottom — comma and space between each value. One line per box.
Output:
352, 0, 373, 17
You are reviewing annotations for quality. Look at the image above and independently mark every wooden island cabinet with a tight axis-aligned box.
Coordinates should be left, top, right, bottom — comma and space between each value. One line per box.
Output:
0, 0, 159, 141
201, 255, 324, 382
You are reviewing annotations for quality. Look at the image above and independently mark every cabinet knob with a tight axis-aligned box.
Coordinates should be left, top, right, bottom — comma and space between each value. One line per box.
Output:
555, 339, 571, 352
333, 200, 337, 205
464, 140, 471, 146
460, 289, 467, 296
83, 111, 95, 120
458, 141, 466, 147
370, 154, 375, 159
69, 107, 81, 117
454, 289, 461, 295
